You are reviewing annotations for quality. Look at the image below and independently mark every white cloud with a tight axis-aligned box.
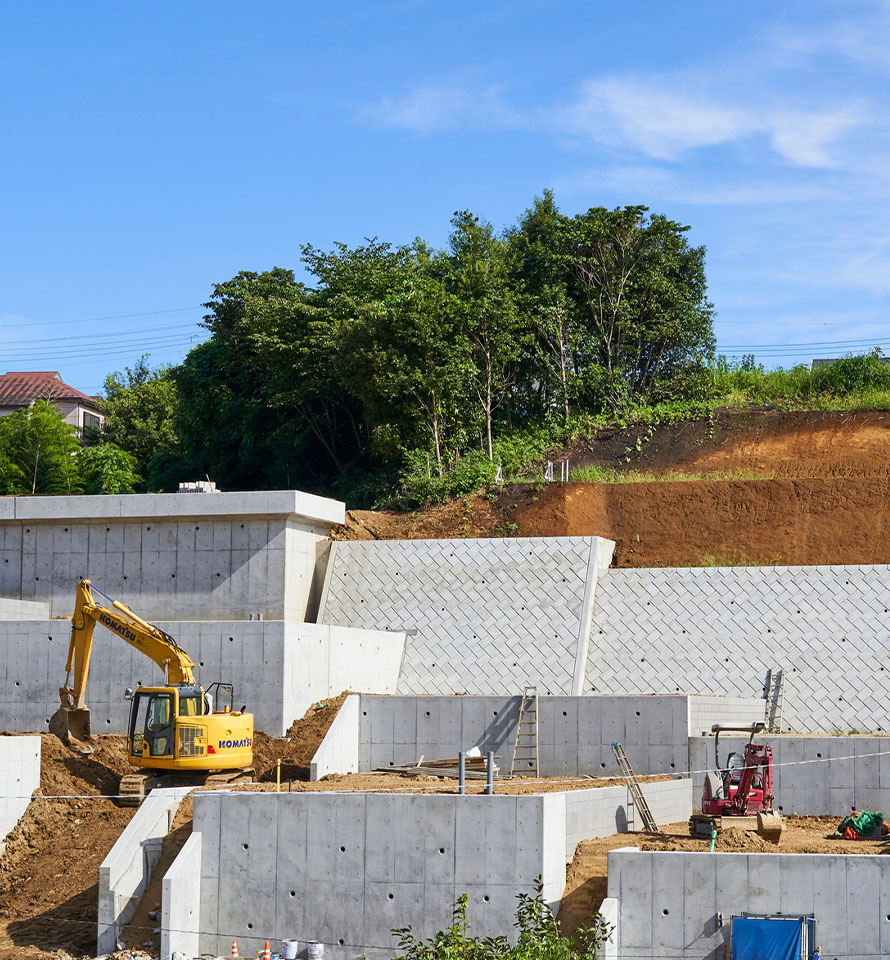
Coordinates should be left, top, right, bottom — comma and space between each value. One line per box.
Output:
369, 81, 522, 134
554, 76, 863, 169
367, 73, 864, 170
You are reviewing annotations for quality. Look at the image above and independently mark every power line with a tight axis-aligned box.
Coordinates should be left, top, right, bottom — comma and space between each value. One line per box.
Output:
0, 305, 202, 329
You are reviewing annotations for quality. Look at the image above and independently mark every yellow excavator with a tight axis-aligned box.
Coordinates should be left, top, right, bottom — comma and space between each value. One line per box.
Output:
50, 579, 255, 804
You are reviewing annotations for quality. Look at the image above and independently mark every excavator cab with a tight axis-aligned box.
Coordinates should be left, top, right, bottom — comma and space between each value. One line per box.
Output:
128, 683, 208, 760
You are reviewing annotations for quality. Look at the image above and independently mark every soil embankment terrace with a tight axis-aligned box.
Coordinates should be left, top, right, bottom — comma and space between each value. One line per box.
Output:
339, 410, 890, 567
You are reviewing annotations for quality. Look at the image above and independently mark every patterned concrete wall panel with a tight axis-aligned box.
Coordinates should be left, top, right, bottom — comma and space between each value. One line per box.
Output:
587, 565, 890, 733
320, 537, 614, 696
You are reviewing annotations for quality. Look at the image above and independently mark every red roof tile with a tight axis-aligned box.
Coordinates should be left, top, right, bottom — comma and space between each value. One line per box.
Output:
0, 371, 99, 407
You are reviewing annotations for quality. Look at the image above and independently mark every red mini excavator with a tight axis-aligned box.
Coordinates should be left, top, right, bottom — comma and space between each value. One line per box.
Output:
689, 722, 784, 843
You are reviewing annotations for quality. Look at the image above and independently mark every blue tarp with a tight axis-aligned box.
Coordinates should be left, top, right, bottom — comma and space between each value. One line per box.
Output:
731, 917, 802, 960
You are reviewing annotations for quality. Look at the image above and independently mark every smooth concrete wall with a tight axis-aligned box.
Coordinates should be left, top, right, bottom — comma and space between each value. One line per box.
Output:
0, 620, 404, 735
687, 696, 768, 736
97, 786, 190, 955
0, 490, 343, 620
0, 735, 40, 846
358, 695, 762, 778
608, 848, 890, 959
161, 831, 201, 960
310, 694, 360, 781
188, 790, 566, 960
320, 536, 615, 696
0, 597, 48, 619
564, 781, 692, 859
689, 734, 890, 816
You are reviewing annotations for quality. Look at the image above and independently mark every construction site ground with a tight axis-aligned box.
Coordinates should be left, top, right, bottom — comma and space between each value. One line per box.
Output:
0, 693, 349, 960
559, 816, 890, 935
338, 409, 890, 567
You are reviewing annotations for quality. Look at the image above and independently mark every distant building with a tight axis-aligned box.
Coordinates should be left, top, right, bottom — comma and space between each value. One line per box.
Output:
811, 357, 890, 370
0, 371, 103, 436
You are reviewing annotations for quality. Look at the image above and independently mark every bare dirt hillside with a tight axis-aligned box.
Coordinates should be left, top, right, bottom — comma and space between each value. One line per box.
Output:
338, 410, 890, 567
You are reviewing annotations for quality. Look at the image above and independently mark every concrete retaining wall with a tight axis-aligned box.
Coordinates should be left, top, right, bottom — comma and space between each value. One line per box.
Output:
310, 694, 360, 781
0, 735, 40, 846
564, 781, 692, 858
608, 848, 890, 959
320, 536, 614, 696
689, 734, 890, 816
0, 597, 48, 619
97, 786, 190, 955
358, 695, 763, 778
0, 490, 343, 620
161, 831, 201, 960
0, 620, 404, 735
185, 790, 567, 960
169, 781, 689, 960
589, 564, 890, 733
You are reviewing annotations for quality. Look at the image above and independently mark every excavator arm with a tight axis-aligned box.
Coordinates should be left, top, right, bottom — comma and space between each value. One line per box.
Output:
51, 579, 196, 751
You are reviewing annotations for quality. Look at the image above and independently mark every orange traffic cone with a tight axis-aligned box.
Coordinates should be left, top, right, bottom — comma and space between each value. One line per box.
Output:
231, 938, 239, 957
262, 941, 271, 960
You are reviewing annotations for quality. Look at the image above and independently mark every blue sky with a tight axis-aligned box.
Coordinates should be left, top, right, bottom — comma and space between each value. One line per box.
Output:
2, 0, 889, 394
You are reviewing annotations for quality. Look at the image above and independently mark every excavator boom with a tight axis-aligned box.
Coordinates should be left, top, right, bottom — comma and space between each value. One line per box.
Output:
51, 579, 196, 752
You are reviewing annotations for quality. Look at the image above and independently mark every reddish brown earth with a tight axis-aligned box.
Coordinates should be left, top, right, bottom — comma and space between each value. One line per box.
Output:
339, 410, 890, 567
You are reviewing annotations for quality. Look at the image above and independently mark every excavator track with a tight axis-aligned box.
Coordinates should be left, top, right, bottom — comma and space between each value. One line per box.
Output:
119, 767, 256, 806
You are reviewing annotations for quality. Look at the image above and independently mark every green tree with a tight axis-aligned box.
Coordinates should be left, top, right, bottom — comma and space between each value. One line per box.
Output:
77, 443, 141, 494
99, 356, 179, 481
564, 205, 714, 408
508, 191, 580, 423
447, 212, 521, 460
0, 400, 82, 494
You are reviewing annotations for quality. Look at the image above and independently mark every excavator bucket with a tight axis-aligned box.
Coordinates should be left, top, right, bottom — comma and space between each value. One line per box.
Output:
757, 810, 785, 843
49, 706, 95, 755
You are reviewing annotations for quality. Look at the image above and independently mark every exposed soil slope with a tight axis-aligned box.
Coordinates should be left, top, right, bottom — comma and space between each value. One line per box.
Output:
338, 410, 890, 567
0, 735, 135, 960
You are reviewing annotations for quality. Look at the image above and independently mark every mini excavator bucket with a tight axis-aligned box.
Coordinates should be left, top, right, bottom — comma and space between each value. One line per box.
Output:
756, 810, 785, 843
49, 705, 95, 755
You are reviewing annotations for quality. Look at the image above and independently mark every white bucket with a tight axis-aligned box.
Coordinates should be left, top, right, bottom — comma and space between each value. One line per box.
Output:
307, 941, 324, 960
281, 940, 300, 960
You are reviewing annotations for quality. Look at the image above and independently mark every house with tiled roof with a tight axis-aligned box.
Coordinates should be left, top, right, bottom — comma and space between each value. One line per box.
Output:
0, 371, 103, 436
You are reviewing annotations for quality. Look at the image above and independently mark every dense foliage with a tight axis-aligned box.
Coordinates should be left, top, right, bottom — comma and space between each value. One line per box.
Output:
393, 883, 612, 960
135, 195, 715, 502
0, 400, 140, 495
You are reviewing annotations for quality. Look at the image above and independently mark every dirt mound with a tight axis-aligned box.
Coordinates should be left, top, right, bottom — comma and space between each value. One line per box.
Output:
252, 691, 351, 782
0, 735, 137, 960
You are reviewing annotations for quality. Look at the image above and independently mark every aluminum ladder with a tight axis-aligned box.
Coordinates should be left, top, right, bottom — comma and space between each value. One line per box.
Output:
511, 686, 540, 777
763, 668, 785, 733
611, 742, 660, 834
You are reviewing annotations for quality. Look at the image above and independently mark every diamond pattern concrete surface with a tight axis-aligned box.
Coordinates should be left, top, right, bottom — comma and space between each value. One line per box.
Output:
587, 565, 890, 732
319, 537, 602, 695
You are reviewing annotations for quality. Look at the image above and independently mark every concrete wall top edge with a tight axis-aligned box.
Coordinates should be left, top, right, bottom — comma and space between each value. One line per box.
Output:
336, 534, 611, 547
3, 489, 345, 526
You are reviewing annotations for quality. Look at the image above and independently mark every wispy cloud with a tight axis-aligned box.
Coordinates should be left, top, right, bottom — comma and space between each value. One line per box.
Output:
366, 73, 864, 170
369, 81, 523, 134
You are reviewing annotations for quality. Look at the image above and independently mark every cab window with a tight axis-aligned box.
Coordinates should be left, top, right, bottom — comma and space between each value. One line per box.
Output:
179, 693, 202, 717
